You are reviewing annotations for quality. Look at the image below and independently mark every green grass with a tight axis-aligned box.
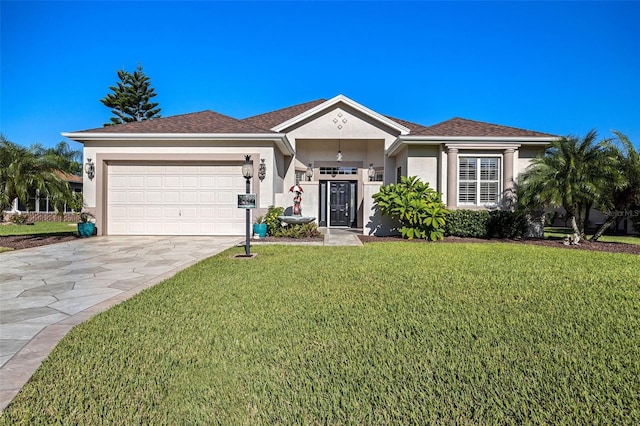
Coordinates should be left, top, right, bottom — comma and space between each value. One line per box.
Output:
0, 221, 77, 236
545, 226, 640, 245
2, 243, 639, 424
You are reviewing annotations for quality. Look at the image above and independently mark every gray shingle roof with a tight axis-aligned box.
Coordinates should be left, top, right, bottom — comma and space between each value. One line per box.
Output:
72, 100, 555, 138
77, 111, 273, 134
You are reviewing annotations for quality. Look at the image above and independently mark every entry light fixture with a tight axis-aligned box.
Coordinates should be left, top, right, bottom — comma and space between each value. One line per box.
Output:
258, 158, 266, 181
337, 139, 342, 162
242, 155, 254, 179
368, 164, 376, 181
84, 158, 95, 180
305, 163, 313, 181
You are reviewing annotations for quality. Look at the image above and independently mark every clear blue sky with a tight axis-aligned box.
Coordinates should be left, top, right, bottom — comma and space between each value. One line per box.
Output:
2, 1, 639, 150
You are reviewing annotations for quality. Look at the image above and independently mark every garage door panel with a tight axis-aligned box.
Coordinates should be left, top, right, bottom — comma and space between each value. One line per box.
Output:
108, 163, 245, 235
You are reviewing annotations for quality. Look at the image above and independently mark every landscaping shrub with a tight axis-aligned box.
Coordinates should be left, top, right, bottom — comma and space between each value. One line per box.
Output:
265, 205, 284, 236
487, 210, 527, 238
373, 176, 448, 240
9, 212, 29, 225
274, 222, 322, 238
446, 209, 526, 239
445, 209, 490, 238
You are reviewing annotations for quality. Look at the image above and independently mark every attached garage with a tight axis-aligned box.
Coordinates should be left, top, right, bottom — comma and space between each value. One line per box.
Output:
107, 162, 247, 235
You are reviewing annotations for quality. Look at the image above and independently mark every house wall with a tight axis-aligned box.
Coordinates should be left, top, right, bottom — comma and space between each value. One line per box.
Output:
394, 147, 408, 183
83, 140, 278, 211
516, 146, 545, 179
407, 145, 440, 190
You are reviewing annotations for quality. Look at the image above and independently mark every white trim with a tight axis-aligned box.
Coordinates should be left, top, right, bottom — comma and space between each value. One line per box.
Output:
457, 154, 503, 207
62, 132, 295, 156
387, 136, 553, 157
271, 94, 411, 135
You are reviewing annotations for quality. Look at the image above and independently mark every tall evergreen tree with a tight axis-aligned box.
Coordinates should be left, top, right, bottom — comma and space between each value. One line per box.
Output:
101, 65, 161, 126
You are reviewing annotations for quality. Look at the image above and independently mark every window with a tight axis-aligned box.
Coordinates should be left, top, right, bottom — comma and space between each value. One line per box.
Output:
458, 157, 501, 205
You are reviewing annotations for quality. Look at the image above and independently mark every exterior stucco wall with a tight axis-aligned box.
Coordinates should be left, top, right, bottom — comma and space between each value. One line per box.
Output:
83, 141, 277, 210
516, 146, 545, 180
407, 145, 440, 191
394, 146, 408, 183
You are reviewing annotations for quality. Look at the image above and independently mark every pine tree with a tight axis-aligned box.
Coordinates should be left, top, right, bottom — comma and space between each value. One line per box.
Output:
101, 65, 161, 126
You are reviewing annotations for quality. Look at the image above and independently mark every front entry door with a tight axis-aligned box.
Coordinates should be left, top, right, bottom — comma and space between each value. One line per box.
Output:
330, 181, 351, 227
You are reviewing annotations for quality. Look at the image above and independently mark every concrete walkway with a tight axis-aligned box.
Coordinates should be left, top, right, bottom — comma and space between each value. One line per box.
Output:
0, 229, 362, 411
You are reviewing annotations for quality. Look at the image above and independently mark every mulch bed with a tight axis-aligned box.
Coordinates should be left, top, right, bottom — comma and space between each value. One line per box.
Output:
358, 235, 640, 255
2, 234, 638, 255
0, 235, 80, 251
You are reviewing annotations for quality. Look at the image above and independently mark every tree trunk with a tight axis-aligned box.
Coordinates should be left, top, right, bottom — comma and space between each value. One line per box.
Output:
569, 214, 581, 236
590, 215, 616, 241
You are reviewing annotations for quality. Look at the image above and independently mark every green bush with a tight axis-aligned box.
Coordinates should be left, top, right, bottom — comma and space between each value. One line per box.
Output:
265, 206, 284, 236
274, 222, 322, 239
488, 210, 527, 238
445, 210, 490, 238
373, 176, 449, 241
9, 213, 29, 225
445, 209, 526, 239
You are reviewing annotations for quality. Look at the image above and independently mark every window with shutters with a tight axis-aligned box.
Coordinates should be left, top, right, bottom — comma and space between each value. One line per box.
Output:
458, 157, 501, 205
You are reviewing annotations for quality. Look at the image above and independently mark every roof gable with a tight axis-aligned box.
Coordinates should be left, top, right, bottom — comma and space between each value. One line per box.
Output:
269, 95, 411, 135
75, 110, 273, 134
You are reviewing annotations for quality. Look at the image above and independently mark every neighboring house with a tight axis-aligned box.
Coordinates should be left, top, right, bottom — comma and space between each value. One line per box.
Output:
5, 171, 83, 222
62, 94, 557, 236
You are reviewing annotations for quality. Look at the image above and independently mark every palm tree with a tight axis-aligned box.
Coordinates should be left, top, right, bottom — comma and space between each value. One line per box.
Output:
0, 135, 72, 213
518, 130, 616, 237
31, 141, 82, 175
591, 132, 640, 241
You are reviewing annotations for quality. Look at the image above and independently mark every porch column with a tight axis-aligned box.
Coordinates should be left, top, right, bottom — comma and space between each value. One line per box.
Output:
503, 148, 515, 194
447, 147, 458, 208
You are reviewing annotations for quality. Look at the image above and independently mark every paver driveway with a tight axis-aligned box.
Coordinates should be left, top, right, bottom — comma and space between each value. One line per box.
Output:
0, 235, 240, 410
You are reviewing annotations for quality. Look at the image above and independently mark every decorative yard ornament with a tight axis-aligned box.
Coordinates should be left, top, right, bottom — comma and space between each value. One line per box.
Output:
289, 184, 304, 215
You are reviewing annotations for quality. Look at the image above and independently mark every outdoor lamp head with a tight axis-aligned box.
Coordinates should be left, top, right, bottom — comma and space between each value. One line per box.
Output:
368, 164, 376, 181
305, 163, 313, 180
242, 155, 253, 179
85, 158, 95, 180
258, 158, 266, 181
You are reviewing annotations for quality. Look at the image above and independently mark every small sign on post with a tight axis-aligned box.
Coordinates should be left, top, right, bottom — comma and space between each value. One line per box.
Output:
238, 193, 256, 209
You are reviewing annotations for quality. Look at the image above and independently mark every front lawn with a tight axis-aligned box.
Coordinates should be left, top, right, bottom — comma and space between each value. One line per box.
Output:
0, 221, 77, 236
1, 243, 638, 424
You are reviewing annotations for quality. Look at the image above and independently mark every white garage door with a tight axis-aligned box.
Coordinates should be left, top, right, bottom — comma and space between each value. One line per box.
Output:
107, 162, 247, 235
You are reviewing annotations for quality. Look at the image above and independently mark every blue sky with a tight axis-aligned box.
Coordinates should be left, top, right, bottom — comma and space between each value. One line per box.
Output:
1, 1, 639, 150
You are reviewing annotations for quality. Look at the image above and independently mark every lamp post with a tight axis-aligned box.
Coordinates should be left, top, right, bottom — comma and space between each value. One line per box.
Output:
242, 155, 254, 256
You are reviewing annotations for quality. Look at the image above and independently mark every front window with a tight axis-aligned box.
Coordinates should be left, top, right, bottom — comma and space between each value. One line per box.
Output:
458, 157, 501, 205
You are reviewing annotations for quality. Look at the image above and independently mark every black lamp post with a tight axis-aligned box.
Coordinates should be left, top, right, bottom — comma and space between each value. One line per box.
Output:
242, 155, 254, 256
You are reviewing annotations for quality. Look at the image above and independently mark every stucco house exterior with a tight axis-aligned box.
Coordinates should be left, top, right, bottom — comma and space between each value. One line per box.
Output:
63, 94, 558, 236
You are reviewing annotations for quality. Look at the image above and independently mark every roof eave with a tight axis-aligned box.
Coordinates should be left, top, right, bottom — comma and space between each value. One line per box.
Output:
62, 132, 295, 156
387, 136, 556, 157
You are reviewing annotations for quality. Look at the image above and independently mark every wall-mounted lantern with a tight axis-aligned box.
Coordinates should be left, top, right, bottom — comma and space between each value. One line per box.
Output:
85, 158, 95, 180
258, 158, 266, 181
305, 163, 313, 181
368, 164, 376, 181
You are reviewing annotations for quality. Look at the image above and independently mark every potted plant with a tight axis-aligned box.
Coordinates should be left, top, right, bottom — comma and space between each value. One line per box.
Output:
253, 215, 267, 238
77, 212, 96, 238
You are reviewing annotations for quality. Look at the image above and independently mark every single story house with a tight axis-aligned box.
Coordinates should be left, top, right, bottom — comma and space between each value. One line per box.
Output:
63, 94, 558, 236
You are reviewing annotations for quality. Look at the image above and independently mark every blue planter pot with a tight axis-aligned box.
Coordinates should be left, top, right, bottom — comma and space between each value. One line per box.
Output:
77, 222, 95, 238
253, 223, 267, 238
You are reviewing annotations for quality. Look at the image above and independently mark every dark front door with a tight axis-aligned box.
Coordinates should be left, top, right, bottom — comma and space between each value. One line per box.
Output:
330, 181, 351, 227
